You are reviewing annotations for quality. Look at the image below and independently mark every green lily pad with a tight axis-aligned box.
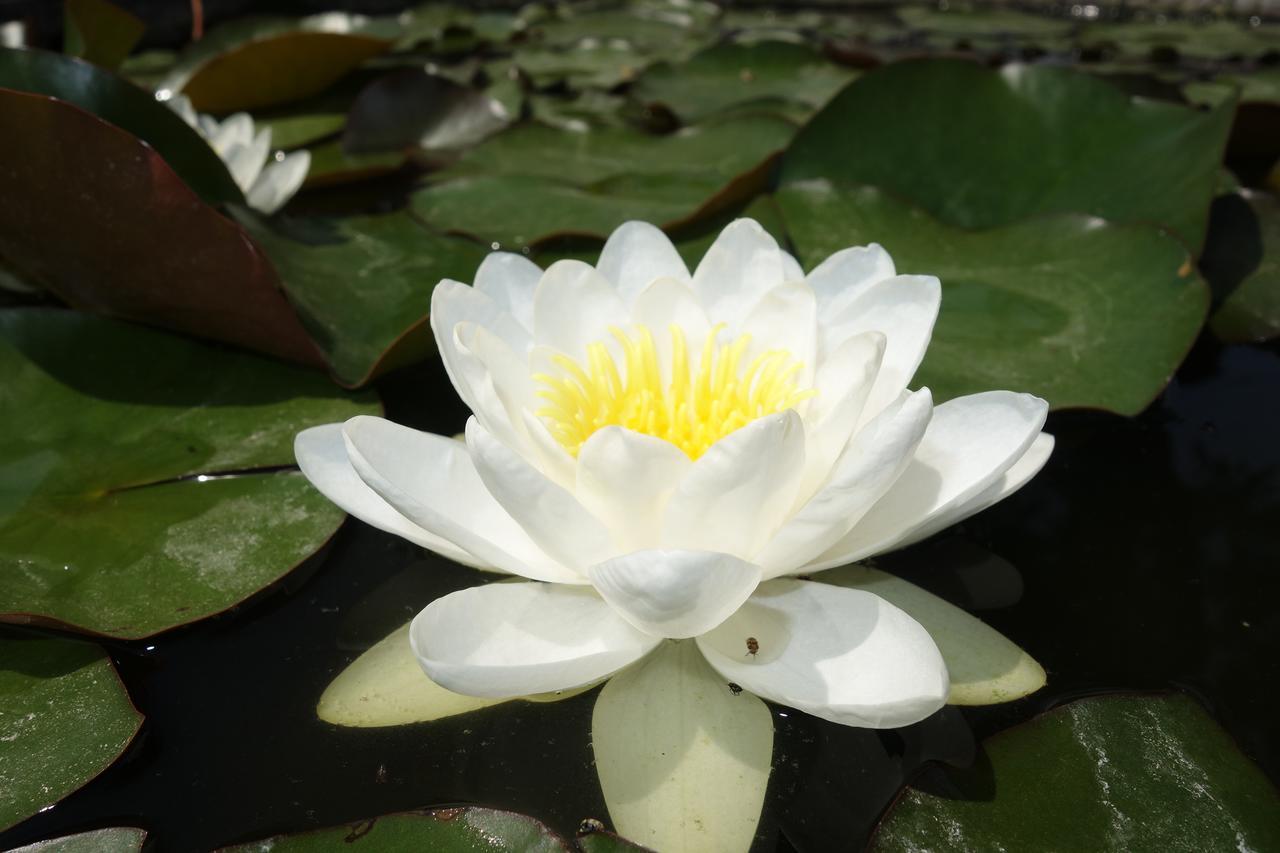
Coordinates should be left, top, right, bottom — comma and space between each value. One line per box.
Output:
782, 59, 1235, 251
896, 6, 1074, 40
1211, 190, 1280, 343
777, 181, 1208, 414
342, 69, 509, 155
631, 40, 857, 123
259, 111, 347, 150
63, 0, 145, 71
303, 139, 407, 186
8, 827, 146, 853
236, 210, 487, 387
0, 48, 241, 205
0, 309, 378, 638
0, 85, 323, 368
872, 694, 1280, 851
0, 635, 143, 831
1079, 18, 1279, 61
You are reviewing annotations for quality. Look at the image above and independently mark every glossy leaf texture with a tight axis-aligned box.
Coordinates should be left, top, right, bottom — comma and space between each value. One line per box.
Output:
0, 48, 241, 204
777, 182, 1208, 414
782, 59, 1235, 251
236, 210, 487, 387
7, 827, 146, 853
0, 310, 378, 638
872, 694, 1280, 851
0, 636, 143, 832
0, 86, 323, 368
1210, 190, 1280, 343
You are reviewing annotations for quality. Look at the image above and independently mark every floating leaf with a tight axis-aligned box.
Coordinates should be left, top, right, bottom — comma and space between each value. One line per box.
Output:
895, 6, 1073, 41
872, 694, 1280, 851
782, 59, 1235, 250
1211, 190, 1280, 343
0, 310, 377, 638
7, 828, 146, 853
0, 48, 241, 205
342, 69, 509, 155
63, 0, 145, 71
820, 567, 1044, 705
1079, 19, 1279, 61
777, 181, 1208, 414
236, 210, 487, 387
592, 642, 773, 853
259, 111, 347, 150
0, 85, 323, 368
0, 635, 142, 831
632, 40, 857, 123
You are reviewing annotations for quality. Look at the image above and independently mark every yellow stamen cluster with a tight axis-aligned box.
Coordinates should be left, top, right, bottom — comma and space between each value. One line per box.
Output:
534, 324, 814, 460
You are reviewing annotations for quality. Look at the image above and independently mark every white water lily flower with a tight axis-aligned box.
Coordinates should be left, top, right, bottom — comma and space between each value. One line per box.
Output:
295, 218, 1053, 728
164, 94, 311, 215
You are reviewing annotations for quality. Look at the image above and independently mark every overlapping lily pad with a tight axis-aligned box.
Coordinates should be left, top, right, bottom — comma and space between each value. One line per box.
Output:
1211, 190, 1280, 343
341, 69, 509, 155
873, 694, 1280, 851
8, 827, 146, 853
782, 59, 1235, 250
777, 181, 1208, 414
0, 635, 142, 831
63, 0, 145, 71
0, 310, 378, 638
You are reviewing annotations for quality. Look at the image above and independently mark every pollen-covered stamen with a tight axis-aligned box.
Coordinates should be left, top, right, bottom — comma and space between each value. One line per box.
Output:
534, 324, 815, 459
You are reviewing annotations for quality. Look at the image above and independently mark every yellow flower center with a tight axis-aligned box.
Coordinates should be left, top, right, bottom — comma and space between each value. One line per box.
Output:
534, 324, 814, 460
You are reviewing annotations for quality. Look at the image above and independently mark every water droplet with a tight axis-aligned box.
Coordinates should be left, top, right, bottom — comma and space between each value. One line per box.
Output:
490, 242, 501, 251
155, 88, 173, 102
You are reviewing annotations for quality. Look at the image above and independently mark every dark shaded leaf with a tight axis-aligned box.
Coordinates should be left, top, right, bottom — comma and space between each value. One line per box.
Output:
63, 0, 145, 71
1211, 190, 1280, 343
342, 69, 508, 155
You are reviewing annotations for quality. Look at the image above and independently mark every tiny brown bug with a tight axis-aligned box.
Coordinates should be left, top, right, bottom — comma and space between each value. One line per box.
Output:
745, 636, 759, 657
728, 682, 743, 695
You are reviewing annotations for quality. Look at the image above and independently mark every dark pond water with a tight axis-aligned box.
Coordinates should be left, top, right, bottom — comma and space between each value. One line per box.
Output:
1, 324, 1277, 852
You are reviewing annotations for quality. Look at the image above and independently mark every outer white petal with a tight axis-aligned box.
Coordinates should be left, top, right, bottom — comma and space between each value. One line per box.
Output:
533, 259, 630, 361
474, 251, 542, 333
758, 389, 933, 578
225, 127, 271, 197
465, 418, 615, 572
341, 415, 582, 583
592, 641, 772, 853
246, 149, 311, 216
821, 274, 941, 424
589, 550, 763, 639
803, 392, 1049, 572
576, 427, 691, 551
662, 410, 805, 559
597, 221, 690, 305
804, 243, 896, 314
696, 579, 950, 728
208, 112, 253, 157
691, 219, 785, 328
797, 331, 886, 500
893, 432, 1055, 551
410, 583, 661, 697
781, 249, 805, 282
294, 424, 484, 569
167, 94, 199, 129
740, 281, 818, 388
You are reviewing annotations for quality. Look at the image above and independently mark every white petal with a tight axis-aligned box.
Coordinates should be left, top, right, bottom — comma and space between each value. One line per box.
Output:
597, 221, 691, 305
629, 276, 711, 384
533, 259, 630, 361
474, 251, 542, 333
740, 281, 818, 387
697, 579, 949, 728
225, 127, 270, 197
820, 567, 1046, 705
805, 243, 896, 314
294, 424, 483, 568
589, 550, 762, 639
592, 641, 772, 853
781, 249, 805, 282
804, 391, 1048, 570
797, 331, 886, 499
410, 583, 660, 697
576, 427, 691, 551
691, 219, 785, 329
167, 94, 199, 129
341, 416, 581, 583
662, 410, 805, 559
894, 431, 1055, 551
246, 149, 310, 216
208, 112, 253, 156
465, 418, 615, 572
759, 389, 933, 578
820, 274, 940, 424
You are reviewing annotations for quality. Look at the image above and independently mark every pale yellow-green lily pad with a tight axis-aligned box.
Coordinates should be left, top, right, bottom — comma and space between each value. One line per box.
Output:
592, 641, 773, 853
820, 566, 1046, 705
317, 621, 592, 727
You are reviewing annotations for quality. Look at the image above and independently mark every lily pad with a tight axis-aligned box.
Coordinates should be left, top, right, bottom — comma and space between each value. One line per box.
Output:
592, 642, 773, 853
1211, 190, 1280, 343
8, 827, 146, 853
0, 85, 323, 368
236, 210, 487, 387
342, 69, 509, 155
1079, 19, 1279, 61
872, 694, 1280, 851
782, 59, 1235, 251
631, 40, 857, 123
0, 48, 241, 205
0, 635, 143, 832
0, 309, 377, 638
777, 181, 1208, 414
259, 112, 347, 150
63, 0, 145, 71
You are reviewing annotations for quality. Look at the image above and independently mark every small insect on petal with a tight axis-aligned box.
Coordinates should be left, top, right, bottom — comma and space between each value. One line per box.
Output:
745, 636, 759, 658
728, 682, 744, 695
